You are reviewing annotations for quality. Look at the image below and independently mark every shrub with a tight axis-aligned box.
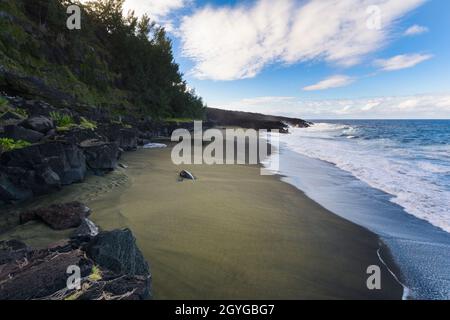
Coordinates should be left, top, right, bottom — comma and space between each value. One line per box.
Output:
0, 97, 28, 119
50, 111, 74, 128
0, 138, 31, 153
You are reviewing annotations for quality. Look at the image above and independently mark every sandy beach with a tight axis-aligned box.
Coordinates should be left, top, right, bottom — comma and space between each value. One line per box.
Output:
88, 147, 402, 299
0, 146, 403, 299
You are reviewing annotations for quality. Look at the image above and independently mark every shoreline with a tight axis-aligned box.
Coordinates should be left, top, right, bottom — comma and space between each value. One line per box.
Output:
0, 145, 404, 299
88, 147, 403, 299
271, 141, 450, 299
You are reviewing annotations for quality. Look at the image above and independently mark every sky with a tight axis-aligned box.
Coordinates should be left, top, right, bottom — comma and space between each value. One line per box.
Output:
119, 0, 450, 119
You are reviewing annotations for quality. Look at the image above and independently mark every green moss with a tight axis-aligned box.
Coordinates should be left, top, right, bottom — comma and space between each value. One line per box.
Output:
0, 138, 31, 153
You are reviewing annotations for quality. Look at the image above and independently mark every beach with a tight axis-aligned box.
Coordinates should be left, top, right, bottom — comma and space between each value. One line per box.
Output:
0, 145, 403, 299
88, 147, 402, 299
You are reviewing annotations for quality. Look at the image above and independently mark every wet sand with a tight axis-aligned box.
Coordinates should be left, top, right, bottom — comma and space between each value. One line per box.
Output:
86, 147, 402, 299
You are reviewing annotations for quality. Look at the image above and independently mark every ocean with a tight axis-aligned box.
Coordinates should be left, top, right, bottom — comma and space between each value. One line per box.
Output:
264, 120, 450, 299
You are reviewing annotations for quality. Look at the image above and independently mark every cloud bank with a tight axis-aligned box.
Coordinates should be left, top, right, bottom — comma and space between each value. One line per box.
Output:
179, 0, 425, 80
219, 94, 450, 119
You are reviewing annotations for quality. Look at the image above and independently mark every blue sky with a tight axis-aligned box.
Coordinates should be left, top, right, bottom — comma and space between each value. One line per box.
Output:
121, 0, 450, 119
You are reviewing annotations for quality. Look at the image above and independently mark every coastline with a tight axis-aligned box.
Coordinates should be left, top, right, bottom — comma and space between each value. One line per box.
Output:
0, 145, 404, 299
271, 139, 450, 299
87, 147, 403, 299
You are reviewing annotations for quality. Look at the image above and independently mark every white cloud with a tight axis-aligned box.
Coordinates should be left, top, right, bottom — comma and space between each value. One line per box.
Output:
404, 24, 429, 36
303, 75, 355, 91
375, 53, 433, 71
122, 0, 188, 20
78, 0, 189, 31
179, 0, 425, 80
217, 94, 450, 119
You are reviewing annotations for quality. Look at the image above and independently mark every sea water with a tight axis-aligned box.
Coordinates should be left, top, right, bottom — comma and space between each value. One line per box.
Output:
263, 120, 450, 299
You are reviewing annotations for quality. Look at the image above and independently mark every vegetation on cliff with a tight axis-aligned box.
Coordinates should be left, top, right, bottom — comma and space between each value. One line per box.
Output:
0, 0, 205, 119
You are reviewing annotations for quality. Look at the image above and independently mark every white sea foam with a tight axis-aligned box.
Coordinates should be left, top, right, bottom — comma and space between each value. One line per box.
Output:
274, 123, 450, 233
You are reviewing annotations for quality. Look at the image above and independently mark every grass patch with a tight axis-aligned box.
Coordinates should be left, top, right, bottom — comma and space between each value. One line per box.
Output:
88, 265, 103, 282
0, 97, 28, 119
50, 111, 74, 128
0, 138, 31, 153
79, 117, 97, 130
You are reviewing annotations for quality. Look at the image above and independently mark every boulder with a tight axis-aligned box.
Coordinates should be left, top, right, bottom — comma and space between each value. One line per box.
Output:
72, 218, 99, 238
32, 164, 62, 194
40, 142, 86, 185
21, 115, 54, 133
0, 229, 151, 300
3, 124, 43, 143
86, 229, 150, 277
62, 128, 105, 145
79, 139, 119, 173
118, 128, 138, 151
0, 171, 33, 201
97, 125, 138, 151
0, 248, 93, 300
0, 141, 86, 202
20, 202, 91, 230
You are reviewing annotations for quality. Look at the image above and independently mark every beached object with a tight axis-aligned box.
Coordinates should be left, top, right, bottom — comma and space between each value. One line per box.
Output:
179, 170, 195, 181
143, 143, 167, 149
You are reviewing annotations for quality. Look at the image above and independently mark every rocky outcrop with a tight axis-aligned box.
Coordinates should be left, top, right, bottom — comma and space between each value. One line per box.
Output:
72, 218, 99, 238
0, 171, 33, 202
0, 228, 152, 300
0, 141, 86, 202
21, 115, 54, 134
85, 229, 150, 277
206, 107, 311, 131
97, 124, 138, 151
79, 139, 120, 173
20, 202, 91, 230
0, 244, 92, 300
